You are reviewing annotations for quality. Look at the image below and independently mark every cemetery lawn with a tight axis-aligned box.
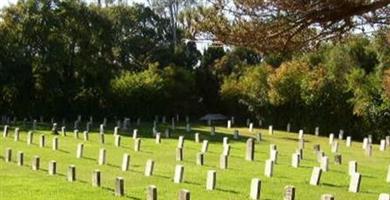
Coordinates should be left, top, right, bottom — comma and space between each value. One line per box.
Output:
1, 123, 389, 200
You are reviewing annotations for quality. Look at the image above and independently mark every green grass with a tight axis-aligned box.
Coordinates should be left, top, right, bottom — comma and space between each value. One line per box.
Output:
0, 122, 389, 200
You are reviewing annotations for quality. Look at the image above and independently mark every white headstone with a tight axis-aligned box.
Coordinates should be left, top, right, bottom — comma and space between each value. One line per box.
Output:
201, 140, 209, 153
270, 149, 278, 164
379, 193, 390, 200
328, 133, 334, 145
177, 136, 184, 149
291, 153, 300, 168
362, 137, 368, 149
206, 170, 216, 190
121, 153, 130, 171
298, 130, 304, 140
269, 125, 273, 135
348, 161, 357, 176
173, 164, 184, 183
348, 173, 361, 193
250, 178, 261, 200
144, 159, 154, 176
98, 148, 106, 165
346, 136, 352, 147
264, 159, 274, 177
320, 156, 329, 172
380, 139, 386, 151
309, 167, 322, 185
249, 123, 254, 132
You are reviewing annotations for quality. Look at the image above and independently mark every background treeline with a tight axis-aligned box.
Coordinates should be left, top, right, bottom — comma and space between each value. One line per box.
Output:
1, 1, 390, 139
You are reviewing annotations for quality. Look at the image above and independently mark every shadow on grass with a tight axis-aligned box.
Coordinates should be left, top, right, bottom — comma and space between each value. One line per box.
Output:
216, 187, 239, 194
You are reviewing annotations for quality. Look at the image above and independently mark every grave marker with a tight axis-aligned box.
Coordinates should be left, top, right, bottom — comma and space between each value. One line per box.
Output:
14, 128, 19, 141
201, 140, 209, 153
270, 149, 278, 164
76, 143, 84, 158
99, 134, 105, 144
27, 131, 33, 145
349, 161, 357, 176
17, 151, 23, 166
67, 165, 76, 182
331, 141, 339, 153
223, 144, 231, 156
48, 160, 56, 175
299, 130, 304, 140
348, 173, 361, 193
220, 154, 228, 169
98, 148, 106, 165
176, 148, 183, 161
379, 194, 390, 200
338, 129, 344, 140
283, 185, 295, 200
32, 155, 40, 170
346, 136, 352, 147
269, 125, 273, 135
178, 136, 184, 149
315, 127, 319, 136
174, 165, 184, 183
52, 136, 59, 151
206, 170, 216, 190
73, 129, 79, 139
145, 159, 154, 176
83, 131, 88, 141
178, 189, 190, 200
380, 139, 386, 151
3, 125, 9, 137
61, 126, 66, 136
5, 148, 12, 162
39, 134, 45, 147
134, 138, 141, 152
223, 137, 229, 146
320, 156, 329, 172
250, 178, 261, 200
147, 185, 157, 200
291, 153, 300, 168
249, 123, 254, 132
246, 138, 255, 161
122, 153, 130, 171
196, 153, 204, 166
321, 194, 335, 200
362, 137, 368, 149
115, 135, 121, 147
265, 159, 274, 177
92, 170, 101, 187
329, 133, 334, 145
309, 167, 322, 185
194, 133, 200, 143
115, 177, 124, 196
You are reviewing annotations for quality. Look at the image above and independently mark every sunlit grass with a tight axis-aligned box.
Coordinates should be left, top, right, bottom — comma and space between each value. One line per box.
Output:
0, 122, 389, 199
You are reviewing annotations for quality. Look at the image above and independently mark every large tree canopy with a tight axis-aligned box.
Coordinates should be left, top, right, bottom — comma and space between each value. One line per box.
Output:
193, 0, 390, 52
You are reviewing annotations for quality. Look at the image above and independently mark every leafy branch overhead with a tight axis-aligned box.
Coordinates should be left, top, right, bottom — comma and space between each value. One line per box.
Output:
192, 0, 390, 52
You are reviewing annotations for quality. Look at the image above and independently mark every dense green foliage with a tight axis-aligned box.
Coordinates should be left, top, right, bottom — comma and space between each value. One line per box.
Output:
1, 1, 390, 139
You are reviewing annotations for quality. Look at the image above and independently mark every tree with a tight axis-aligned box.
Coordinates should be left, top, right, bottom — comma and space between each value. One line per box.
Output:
147, 0, 199, 46
193, 0, 390, 53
